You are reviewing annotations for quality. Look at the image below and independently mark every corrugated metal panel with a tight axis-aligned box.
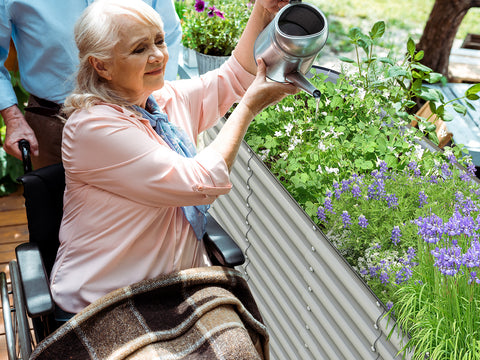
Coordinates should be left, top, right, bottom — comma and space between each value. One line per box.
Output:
203, 121, 412, 360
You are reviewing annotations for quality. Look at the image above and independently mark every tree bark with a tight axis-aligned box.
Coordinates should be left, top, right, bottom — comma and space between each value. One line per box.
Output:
416, 0, 480, 78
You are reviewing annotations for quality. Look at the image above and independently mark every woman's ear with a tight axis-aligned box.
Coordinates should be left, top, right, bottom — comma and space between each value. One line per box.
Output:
89, 56, 112, 80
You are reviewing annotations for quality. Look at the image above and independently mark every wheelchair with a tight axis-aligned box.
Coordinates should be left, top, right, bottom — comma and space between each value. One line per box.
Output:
0, 140, 245, 360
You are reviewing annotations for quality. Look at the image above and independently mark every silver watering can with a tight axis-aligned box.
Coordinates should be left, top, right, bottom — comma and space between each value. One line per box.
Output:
254, 0, 328, 98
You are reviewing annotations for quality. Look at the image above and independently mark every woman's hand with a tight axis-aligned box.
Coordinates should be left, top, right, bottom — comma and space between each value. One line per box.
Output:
257, 0, 290, 15
241, 58, 299, 116
207, 58, 297, 171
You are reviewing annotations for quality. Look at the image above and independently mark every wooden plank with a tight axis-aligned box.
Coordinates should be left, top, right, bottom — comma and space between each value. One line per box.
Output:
0, 189, 24, 212
0, 225, 29, 245
0, 210, 27, 228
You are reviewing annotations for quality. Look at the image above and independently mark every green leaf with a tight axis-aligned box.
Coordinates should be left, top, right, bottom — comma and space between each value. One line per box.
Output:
348, 27, 363, 41
411, 63, 432, 73
379, 57, 394, 65
466, 101, 476, 110
452, 103, 467, 116
414, 50, 424, 61
339, 56, 355, 63
387, 66, 409, 78
466, 83, 480, 96
369, 21, 385, 40
443, 112, 453, 121
426, 72, 444, 84
467, 94, 480, 101
420, 88, 442, 102
407, 38, 416, 56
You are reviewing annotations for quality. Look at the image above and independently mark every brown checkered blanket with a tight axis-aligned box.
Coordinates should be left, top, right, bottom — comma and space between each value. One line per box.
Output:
30, 266, 268, 359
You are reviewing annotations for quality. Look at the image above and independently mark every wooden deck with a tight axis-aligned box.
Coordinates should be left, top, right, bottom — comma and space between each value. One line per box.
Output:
0, 187, 28, 360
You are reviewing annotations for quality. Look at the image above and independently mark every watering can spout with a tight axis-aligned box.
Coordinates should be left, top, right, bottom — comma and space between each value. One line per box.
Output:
285, 71, 321, 98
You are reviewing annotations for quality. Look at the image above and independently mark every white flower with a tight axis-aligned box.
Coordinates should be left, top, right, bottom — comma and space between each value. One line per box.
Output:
274, 131, 283, 137
280, 152, 288, 160
284, 123, 294, 135
282, 106, 295, 113
325, 166, 339, 174
318, 141, 327, 151
259, 148, 270, 161
316, 165, 323, 173
414, 144, 424, 160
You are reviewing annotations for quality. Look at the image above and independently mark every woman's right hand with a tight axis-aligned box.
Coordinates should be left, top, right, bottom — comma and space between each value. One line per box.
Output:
241, 58, 299, 116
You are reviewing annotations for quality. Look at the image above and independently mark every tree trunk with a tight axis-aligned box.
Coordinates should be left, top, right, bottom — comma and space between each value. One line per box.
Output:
416, 0, 480, 78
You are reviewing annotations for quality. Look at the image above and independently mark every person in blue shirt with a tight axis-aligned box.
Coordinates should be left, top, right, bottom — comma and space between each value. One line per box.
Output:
0, 0, 182, 169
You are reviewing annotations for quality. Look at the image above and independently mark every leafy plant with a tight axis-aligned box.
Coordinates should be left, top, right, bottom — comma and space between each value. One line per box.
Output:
245, 21, 479, 220
181, 0, 252, 56
245, 20, 480, 358
318, 159, 480, 359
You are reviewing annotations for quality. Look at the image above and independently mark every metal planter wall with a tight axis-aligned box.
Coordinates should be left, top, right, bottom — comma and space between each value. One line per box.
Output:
203, 122, 412, 360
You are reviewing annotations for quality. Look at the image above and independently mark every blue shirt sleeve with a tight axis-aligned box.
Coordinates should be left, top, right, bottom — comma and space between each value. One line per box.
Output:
0, 2, 17, 110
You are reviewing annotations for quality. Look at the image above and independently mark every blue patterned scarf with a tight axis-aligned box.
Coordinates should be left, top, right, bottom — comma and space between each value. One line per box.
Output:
133, 95, 209, 240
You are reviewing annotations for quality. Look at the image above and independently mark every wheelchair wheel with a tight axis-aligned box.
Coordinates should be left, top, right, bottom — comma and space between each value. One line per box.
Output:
1, 261, 34, 360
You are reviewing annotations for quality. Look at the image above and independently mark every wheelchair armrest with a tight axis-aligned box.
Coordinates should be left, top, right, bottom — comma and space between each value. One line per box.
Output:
15, 243, 55, 317
203, 213, 245, 267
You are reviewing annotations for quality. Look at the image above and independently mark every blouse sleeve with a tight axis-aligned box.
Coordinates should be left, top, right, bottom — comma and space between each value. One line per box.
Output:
62, 105, 232, 208
154, 54, 255, 140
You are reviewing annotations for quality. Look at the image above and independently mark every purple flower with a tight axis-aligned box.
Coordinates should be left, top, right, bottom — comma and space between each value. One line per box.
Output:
367, 179, 386, 200
214, 9, 225, 19
395, 266, 412, 284
207, 6, 217, 17
467, 162, 477, 176
444, 210, 475, 238
317, 206, 327, 222
324, 197, 335, 214
386, 301, 394, 311
463, 240, 480, 268
386, 194, 398, 209
414, 214, 444, 244
358, 215, 369, 228
431, 245, 463, 276
391, 225, 402, 245
418, 191, 428, 208
341, 211, 351, 228
379, 271, 389, 284
351, 184, 362, 198
446, 153, 457, 164
441, 162, 452, 178
194, 0, 206, 12
469, 271, 480, 285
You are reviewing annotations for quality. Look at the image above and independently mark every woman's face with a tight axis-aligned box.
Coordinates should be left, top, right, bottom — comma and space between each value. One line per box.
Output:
102, 16, 169, 107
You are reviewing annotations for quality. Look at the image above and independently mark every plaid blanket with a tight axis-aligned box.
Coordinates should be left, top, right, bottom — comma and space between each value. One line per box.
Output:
30, 266, 268, 360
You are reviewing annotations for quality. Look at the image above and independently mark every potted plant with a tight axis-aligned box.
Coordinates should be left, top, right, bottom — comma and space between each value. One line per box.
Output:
180, 0, 252, 74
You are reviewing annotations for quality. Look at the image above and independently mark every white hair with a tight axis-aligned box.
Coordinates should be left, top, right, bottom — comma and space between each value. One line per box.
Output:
63, 0, 164, 117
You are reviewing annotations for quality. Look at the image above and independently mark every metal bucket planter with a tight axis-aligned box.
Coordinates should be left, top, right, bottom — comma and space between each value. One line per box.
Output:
195, 51, 229, 75
202, 121, 412, 359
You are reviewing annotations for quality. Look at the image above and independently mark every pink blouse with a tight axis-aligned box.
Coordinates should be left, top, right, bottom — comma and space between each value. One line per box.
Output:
50, 56, 255, 313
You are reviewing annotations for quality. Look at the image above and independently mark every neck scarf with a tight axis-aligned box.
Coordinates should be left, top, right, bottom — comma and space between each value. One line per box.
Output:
133, 95, 209, 240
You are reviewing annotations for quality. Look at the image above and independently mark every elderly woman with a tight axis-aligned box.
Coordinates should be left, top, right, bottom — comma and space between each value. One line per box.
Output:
49, 0, 297, 318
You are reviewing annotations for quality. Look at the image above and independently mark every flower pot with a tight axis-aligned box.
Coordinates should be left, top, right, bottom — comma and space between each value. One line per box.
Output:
195, 51, 229, 75
182, 46, 197, 68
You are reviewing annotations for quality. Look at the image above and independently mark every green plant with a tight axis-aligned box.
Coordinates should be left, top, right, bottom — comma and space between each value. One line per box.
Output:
245, 21, 479, 220
318, 159, 480, 359
181, 0, 252, 56
0, 70, 28, 196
